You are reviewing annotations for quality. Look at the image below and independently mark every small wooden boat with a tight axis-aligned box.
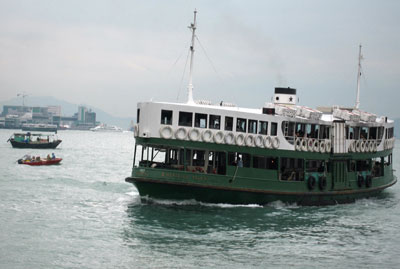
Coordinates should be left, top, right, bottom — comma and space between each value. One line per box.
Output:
17, 155, 62, 166
8, 132, 62, 149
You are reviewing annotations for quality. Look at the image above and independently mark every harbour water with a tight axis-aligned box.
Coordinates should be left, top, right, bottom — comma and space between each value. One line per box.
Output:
0, 129, 399, 268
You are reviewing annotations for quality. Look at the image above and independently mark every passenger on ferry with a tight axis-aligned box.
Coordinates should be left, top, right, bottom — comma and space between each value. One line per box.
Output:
52, 153, 56, 159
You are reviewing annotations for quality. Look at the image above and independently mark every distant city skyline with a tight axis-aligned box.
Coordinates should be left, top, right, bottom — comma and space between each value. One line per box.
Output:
0, 1, 399, 119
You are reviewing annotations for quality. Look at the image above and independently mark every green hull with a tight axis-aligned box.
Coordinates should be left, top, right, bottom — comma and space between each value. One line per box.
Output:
127, 137, 397, 206
126, 175, 396, 206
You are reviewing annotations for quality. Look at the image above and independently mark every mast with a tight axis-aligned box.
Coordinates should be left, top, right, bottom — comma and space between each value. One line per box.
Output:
355, 44, 363, 109
187, 10, 197, 104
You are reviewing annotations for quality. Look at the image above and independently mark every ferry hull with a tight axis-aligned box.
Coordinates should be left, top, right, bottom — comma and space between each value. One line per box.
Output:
126, 176, 397, 206
10, 139, 62, 149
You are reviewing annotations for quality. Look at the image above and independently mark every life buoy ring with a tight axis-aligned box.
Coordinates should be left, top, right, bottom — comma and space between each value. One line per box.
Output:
175, 127, 187, 140
188, 128, 201, 141
224, 132, 235, 145
319, 141, 326, 153
357, 175, 364, 188
350, 140, 356, 152
319, 176, 327, 190
307, 139, 314, 152
355, 140, 361, 152
325, 140, 331, 153
245, 134, 255, 147
235, 133, 245, 146
313, 140, 319, 152
307, 176, 316, 190
263, 136, 272, 148
301, 138, 308, 151
255, 135, 264, 148
368, 141, 374, 152
201, 130, 213, 142
365, 175, 372, 188
360, 140, 366, 152
214, 131, 224, 144
159, 126, 173, 139
295, 138, 302, 151
272, 136, 280, 149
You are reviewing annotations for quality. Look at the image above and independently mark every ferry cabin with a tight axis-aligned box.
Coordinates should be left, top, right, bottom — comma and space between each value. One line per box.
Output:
129, 95, 395, 204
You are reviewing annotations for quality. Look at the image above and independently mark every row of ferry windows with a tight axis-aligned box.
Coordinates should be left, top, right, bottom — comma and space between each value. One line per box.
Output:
161, 109, 278, 135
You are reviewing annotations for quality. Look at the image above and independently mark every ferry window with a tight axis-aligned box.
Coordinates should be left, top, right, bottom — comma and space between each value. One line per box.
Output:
306, 160, 325, 173
209, 115, 221, 129
161, 110, 173, 125
228, 152, 250, 168
271, 122, 278, 136
137, 109, 140, 123
347, 160, 356, 172
369, 127, 377, 139
248, 120, 257, 134
356, 160, 370, 171
320, 125, 330, 139
195, 113, 207, 128
372, 157, 383, 177
361, 127, 369, 140
282, 121, 295, 143
253, 156, 278, 170
192, 150, 205, 166
306, 124, 318, 139
225, 116, 233, 131
354, 127, 360, 140
348, 126, 354, 139
296, 123, 306, 137
236, 118, 247, 133
259, 121, 268, 135
378, 127, 384, 140
281, 158, 304, 181
388, 127, 394, 138
384, 154, 392, 166
267, 157, 278, 170
179, 112, 193, 127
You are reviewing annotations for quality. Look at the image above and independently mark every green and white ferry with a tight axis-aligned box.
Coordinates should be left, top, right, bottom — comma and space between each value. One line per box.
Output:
126, 11, 396, 205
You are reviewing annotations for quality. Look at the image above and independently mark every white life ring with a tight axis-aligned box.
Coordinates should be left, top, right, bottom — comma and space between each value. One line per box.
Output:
325, 140, 331, 153
188, 128, 201, 141
355, 140, 361, 152
272, 136, 280, 149
214, 131, 224, 144
313, 140, 319, 152
360, 140, 366, 152
308, 139, 314, 152
159, 126, 173, 139
175, 127, 187, 140
319, 141, 326, 153
235, 133, 245, 146
134, 124, 139, 137
373, 141, 378, 152
263, 136, 272, 148
368, 141, 373, 152
295, 138, 302, 151
245, 134, 255, 147
349, 140, 356, 152
201, 130, 213, 143
224, 132, 235, 145
301, 138, 308, 151
255, 135, 264, 148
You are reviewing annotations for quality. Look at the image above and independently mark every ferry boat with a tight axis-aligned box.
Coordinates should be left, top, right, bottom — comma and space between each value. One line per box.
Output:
125, 11, 396, 205
21, 123, 58, 132
90, 124, 123, 132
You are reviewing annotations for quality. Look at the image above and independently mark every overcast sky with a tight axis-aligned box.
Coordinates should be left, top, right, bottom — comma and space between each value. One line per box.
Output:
0, 0, 399, 118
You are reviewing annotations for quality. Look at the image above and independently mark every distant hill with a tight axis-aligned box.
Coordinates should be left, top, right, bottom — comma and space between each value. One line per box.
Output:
0, 96, 134, 130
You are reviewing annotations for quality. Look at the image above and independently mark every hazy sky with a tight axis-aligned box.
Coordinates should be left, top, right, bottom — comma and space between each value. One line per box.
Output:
0, 0, 399, 118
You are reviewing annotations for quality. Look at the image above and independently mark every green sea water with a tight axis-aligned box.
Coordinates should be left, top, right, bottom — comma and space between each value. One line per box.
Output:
0, 129, 399, 268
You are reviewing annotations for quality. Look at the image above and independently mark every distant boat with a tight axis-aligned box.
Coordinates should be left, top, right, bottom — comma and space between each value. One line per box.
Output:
90, 124, 123, 132
17, 155, 62, 166
8, 132, 62, 149
21, 123, 58, 132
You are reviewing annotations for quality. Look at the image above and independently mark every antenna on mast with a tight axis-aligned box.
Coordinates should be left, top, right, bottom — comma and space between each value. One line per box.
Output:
187, 9, 197, 104
355, 44, 363, 109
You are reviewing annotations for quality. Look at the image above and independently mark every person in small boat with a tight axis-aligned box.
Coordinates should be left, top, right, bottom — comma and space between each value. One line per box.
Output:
47, 154, 51, 160
51, 153, 56, 159
36, 156, 40, 161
